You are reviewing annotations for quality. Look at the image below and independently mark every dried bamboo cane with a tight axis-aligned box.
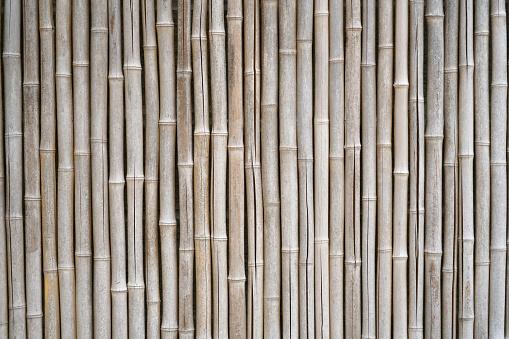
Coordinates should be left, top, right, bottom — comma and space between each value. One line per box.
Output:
124, 1, 146, 337
489, 0, 507, 336
157, 0, 178, 337
424, 1, 444, 337
3, 0, 27, 336
298, 0, 314, 336
23, 0, 43, 336
393, 0, 409, 337
361, 0, 376, 336
376, 0, 393, 337
177, 0, 195, 336
0, 6, 6, 335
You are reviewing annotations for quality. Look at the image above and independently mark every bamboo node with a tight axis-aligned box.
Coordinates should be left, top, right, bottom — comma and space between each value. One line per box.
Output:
393, 256, 408, 261
228, 277, 247, 282
491, 82, 508, 88
425, 135, 444, 140
362, 196, 377, 202
125, 175, 145, 181
191, 36, 208, 41
26, 313, 44, 319
279, 49, 297, 55
5, 132, 23, 138
143, 45, 157, 51
73, 62, 90, 67
393, 82, 410, 88
281, 248, 299, 254
329, 58, 344, 64
314, 239, 329, 244
344, 260, 362, 266
179, 248, 195, 252
226, 15, 243, 20
474, 140, 489, 146
444, 67, 458, 74
9, 305, 27, 310
212, 236, 228, 242
23, 82, 40, 87
490, 247, 507, 252
211, 131, 228, 136
93, 256, 111, 261
6, 216, 23, 221
75, 252, 93, 257
209, 30, 226, 36
244, 69, 261, 76
55, 72, 72, 78
58, 266, 75, 271
123, 64, 143, 71
490, 12, 507, 18
329, 156, 344, 160
344, 145, 361, 150
361, 63, 376, 68
423, 251, 442, 256
90, 138, 108, 144
43, 268, 58, 273
127, 284, 146, 289
408, 209, 425, 215
159, 121, 177, 126
329, 254, 344, 258
378, 248, 392, 253
474, 31, 489, 37
74, 151, 92, 156
159, 221, 177, 227
108, 75, 125, 80
376, 143, 392, 149
195, 236, 212, 240
279, 146, 298, 152
39, 26, 54, 32
474, 261, 489, 266
378, 44, 393, 50
161, 327, 179, 332
247, 262, 264, 267
424, 13, 444, 19
314, 11, 329, 17
145, 179, 158, 183
91, 27, 108, 33
156, 22, 175, 28
314, 118, 329, 125
296, 38, 313, 43
2, 52, 21, 58
40, 148, 57, 153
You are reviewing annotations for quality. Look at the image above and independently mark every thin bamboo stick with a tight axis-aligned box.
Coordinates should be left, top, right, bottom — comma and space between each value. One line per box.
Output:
424, 1, 444, 337
157, 0, 178, 337
0, 5, 7, 336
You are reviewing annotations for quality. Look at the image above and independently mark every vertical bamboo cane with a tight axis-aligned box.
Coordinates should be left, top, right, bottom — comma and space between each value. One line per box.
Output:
0, 5, 6, 334
424, 1, 444, 337
23, 0, 43, 336
3, 0, 26, 336
157, 0, 178, 336
376, 0, 393, 337
298, 0, 314, 336
489, 0, 507, 336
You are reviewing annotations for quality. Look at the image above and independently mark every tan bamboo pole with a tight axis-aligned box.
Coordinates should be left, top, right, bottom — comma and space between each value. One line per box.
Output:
23, 0, 43, 336
314, 0, 330, 333
424, 1, 444, 337
376, 0, 393, 337
227, 0, 247, 333
442, 0, 459, 337
177, 0, 195, 336
3, 0, 27, 336
298, 0, 314, 336
489, 0, 507, 336
0, 6, 6, 334
157, 0, 178, 337
209, 0, 229, 334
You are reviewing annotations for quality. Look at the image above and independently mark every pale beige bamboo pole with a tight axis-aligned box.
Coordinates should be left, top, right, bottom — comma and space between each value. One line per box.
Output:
458, 0, 475, 336
424, 1, 444, 337
0, 5, 6, 334
23, 0, 43, 336
157, 0, 178, 337
361, 0, 376, 336
56, 0, 76, 335
376, 0, 393, 337
489, 0, 507, 336
314, 0, 330, 333
3, 0, 26, 336
108, 0, 128, 336
393, 0, 409, 338
473, 0, 490, 337
227, 0, 247, 333
123, 1, 146, 337
298, 0, 314, 336
177, 0, 195, 336
209, 0, 229, 334
442, 0, 459, 337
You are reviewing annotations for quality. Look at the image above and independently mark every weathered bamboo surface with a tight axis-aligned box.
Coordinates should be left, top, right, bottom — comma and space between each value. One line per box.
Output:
2, 0, 509, 337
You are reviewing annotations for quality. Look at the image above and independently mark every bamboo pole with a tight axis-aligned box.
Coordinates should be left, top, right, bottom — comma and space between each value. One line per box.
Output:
376, 0, 393, 337
157, 0, 178, 337
424, 1, 444, 337
123, 1, 146, 337
23, 0, 43, 336
0, 5, 6, 334
297, 0, 314, 336
489, 0, 507, 336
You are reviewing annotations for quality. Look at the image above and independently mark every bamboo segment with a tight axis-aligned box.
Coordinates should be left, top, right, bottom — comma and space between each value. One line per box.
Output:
0, 5, 6, 335
424, 1, 444, 337
489, 0, 507, 336
157, 0, 178, 337
376, 0, 393, 337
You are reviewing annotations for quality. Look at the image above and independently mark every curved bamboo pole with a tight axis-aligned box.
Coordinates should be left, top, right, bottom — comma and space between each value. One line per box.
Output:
0, 5, 6, 334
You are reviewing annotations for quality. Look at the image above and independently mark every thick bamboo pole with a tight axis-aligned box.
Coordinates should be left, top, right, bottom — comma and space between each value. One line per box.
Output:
157, 0, 178, 337
424, 1, 444, 337
23, 0, 43, 336
0, 6, 6, 335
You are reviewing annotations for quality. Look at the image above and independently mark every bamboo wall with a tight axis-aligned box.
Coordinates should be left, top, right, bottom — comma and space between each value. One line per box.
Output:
0, 0, 505, 338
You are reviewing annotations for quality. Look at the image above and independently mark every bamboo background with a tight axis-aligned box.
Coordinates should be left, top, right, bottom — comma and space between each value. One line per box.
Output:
0, 0, 508, 337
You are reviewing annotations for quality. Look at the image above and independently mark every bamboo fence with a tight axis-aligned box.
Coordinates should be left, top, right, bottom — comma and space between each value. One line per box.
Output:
3, 0, 509, 338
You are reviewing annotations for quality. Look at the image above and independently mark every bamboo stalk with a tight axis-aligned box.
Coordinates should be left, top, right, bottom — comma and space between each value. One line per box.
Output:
157, 0, 178, 337
424, 1, 444, 337
23, 0, 43, 336
489, 0, 507, 336
298, 0, 314, 336
123, 1, 146, 337
0, 5, 6, 334
376, 0, 393, 337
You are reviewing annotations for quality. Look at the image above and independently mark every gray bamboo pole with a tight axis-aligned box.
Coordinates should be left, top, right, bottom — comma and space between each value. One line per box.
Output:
0, 4, 6, 333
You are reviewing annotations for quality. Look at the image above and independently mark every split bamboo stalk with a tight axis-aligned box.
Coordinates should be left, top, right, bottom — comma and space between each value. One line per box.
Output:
297, 0, 314, 336
209, 0, 229, 334
56, 0, 76, 335
424, 0, 444, 337
227, 0, 247, 333
108, 0, 128, 336
91, 0, 111, 336
489, 0, 507, 336
361, 0, 376, 336
393, 0, 410, 337
458, 0, 475, 336
124, 0, 146, 337
261, 0, 280, 336
345, 0, 362, 336
442, 0, 459, 337
408, 0, 425, 337
473, 0, 490, 337
314, 0, 330, 334
0, 6, 6, 334
376, 0, 393, 337
3, 0, 27, 336
23, 0, 43, 336
177, 0, 195, 335
157, 0, 178, 336
142, 0, 161, 336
